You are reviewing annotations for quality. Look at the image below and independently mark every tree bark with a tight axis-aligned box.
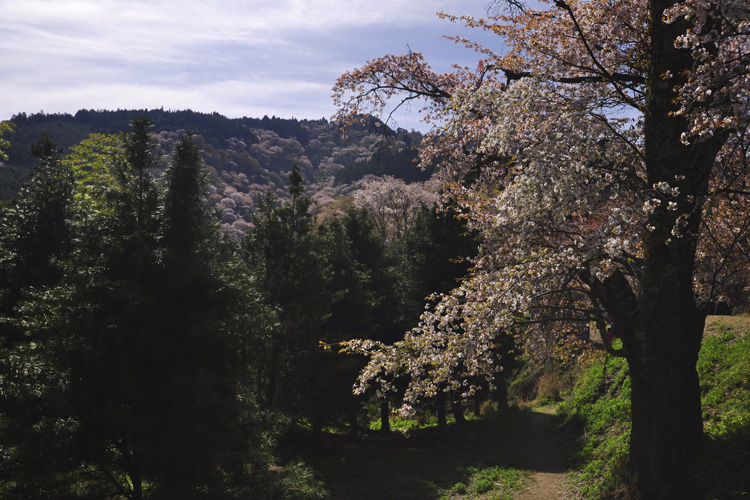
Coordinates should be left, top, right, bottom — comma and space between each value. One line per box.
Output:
380, 399, 390, 434
436, 391, 448, 435
495, 375, 509, 410
348, 397, 359, 439
612, 1, 725, 496
627, 324, 704, 500
451, 393, 467, 426
624, 251, 705, 499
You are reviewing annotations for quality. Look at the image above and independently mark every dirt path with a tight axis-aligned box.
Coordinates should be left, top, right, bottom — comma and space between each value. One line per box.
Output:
514, 406, 568, 500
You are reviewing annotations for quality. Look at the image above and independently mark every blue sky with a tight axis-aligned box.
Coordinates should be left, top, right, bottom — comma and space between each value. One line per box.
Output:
1, 0, 502, 131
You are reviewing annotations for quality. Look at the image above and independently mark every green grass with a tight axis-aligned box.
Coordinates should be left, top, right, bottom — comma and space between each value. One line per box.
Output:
441, 465, 526, 499
282, 406, 530, 500
692, 316, 750, 499
556, 355, 631, 499
555, 316, 750, 499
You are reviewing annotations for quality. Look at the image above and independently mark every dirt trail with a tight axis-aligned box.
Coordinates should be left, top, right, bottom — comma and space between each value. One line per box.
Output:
514, 406, 568, 500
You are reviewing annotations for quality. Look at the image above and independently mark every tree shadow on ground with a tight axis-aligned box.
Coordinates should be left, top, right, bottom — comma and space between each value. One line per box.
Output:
281, 406, 570, 500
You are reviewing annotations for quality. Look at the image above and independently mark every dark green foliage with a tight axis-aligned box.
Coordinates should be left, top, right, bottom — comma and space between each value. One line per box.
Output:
242, 165, 330, 413
0, 120, 13, 162
333, 140, 431, 185
0, 122, 316, 499
163, 132, 216, 259
310, 207, 401, 432
398, 204, 478, 327
0, 132, 74, 339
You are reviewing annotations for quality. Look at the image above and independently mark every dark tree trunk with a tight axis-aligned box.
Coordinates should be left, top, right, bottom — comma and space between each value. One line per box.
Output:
495, 375, 508, 410
611, 0, 727, 496
348, 398, 359, 439
132, 475, 143, 500
436, 391, 447, 435
627, 325, 704, 500
451, 393, 467, 426
380, 399, 390, 434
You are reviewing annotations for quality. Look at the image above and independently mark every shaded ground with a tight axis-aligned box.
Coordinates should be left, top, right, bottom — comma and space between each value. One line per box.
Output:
513, 407, 568, 500
282, 405, 571, 499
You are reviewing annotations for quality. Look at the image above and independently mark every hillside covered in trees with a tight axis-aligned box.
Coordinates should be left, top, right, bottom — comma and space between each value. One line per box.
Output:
0, 109, 431, 239
0, 114, 475, 499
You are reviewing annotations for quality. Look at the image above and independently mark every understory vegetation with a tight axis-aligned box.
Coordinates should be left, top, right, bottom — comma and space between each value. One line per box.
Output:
284, 316, 750, 500
550, 316, 750, 499
283, 405, 531, 500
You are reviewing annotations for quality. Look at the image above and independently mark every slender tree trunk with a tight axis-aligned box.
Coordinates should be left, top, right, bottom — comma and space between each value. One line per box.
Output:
495, 375, 508, 410
380, 399, 390, 434
451, 393, 467, 426
131, 471, 143, 500
348, 398, 359, 439
436, 391, 447, 435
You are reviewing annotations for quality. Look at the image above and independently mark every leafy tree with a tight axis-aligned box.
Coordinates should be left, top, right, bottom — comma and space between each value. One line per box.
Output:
0, 132, 73, 339
398, 204, 477, 325
333, 0, 750, 497
0, 133, 76, 496
0, 120, 14, 162
243, 165, 329, 414
313, 207, 401, 435
0, 123, 290, 499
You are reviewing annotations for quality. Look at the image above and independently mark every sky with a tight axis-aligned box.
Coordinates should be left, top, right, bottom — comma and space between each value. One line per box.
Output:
0, 0, 503, 132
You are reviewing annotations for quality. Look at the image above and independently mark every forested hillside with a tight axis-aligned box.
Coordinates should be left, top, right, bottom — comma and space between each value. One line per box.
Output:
0, 109, 429, 238
0, 117, 472, 498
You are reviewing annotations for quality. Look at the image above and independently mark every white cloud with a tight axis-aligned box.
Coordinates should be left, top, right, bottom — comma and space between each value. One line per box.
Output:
1, 0, 499, 128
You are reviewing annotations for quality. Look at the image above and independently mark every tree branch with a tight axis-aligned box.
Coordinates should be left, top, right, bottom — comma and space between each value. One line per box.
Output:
502, 68, 645, 85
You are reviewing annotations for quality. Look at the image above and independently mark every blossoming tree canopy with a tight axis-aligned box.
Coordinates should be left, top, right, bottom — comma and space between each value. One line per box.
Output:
334, 0, 749, 497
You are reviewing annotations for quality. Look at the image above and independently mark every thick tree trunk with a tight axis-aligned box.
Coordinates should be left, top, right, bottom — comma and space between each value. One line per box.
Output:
626, 317, 704, 499
599, 256, 705, 499
619, 0, 725, 496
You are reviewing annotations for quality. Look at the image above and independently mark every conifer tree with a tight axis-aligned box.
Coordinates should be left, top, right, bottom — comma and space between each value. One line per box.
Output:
243, 165, 329, 414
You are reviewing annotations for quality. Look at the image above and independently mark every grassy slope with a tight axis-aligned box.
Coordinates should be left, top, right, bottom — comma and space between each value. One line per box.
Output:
558, 315, 750, 499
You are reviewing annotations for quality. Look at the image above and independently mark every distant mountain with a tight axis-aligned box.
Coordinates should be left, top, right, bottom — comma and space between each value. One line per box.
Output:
0, 108, 430, 238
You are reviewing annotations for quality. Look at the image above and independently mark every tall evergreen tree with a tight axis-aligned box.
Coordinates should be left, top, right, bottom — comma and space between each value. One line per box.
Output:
0, 133, 76, 496
242, 165, 329, 414
0, 123, 292, 499
0, 133, 73, 319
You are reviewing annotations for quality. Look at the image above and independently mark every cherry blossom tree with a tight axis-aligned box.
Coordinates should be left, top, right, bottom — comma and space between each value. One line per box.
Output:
333, 0, 749, 497
353, 175, 438, 242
